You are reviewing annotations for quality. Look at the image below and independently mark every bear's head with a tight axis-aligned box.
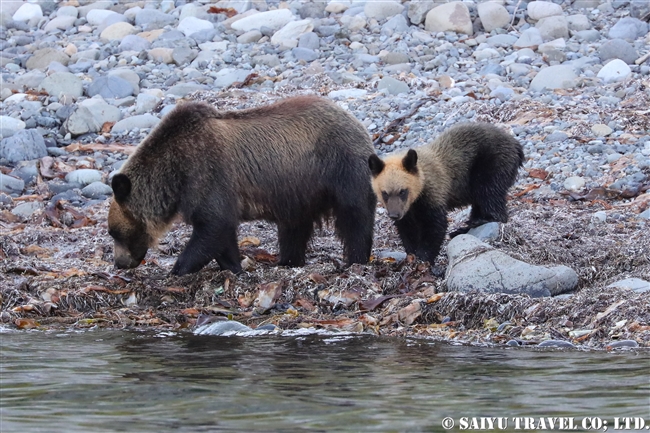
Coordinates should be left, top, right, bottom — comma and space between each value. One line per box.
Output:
368, 149, 424, 220
108, 173, 152, 269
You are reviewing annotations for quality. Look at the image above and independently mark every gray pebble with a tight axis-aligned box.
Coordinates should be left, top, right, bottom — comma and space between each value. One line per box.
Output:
11, 201, 44, 219
606, 340, 639, 349
538, 340, 576, 349
81, 181, 113, 199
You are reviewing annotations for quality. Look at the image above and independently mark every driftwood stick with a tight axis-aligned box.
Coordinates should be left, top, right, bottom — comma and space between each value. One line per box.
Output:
635, 51, 650, 65
372, 96, 434, 147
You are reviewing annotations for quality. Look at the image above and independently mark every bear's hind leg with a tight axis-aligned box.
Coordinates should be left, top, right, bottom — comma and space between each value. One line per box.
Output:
449, 204, 493, 238
172, 218, 241, 276
277, 220, 314, 267
334, 199, 374, 265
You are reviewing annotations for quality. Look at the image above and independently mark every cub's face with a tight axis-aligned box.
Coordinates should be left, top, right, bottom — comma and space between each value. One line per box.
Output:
108, 174, 151, 269
368, 149, 423, 221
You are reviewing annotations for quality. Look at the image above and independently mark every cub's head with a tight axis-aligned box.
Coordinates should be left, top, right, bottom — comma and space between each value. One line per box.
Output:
368, 149, 424, 220
108, 173, 152, 269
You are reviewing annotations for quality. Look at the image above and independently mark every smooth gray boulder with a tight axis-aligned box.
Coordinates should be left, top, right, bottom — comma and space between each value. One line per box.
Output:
467, 222, 500, 242
598, 39, 638, 65
26, 48, 70, 70
0, 116, 26, 138
87, 76, 134, 99
65, 169, 102, 186
529, 65, 577, 91
65, 98, 122, 136
111, 114, 160, 133
39, 72, 84, 98
81, 181, 113, 199
11, 201, 43, 219
194, 320, 254, 335
0, 129, 47, 163
607, 278, 650, 293
377, 76, 409, 95
0, 173, 25, 195
445, 235, 578, 297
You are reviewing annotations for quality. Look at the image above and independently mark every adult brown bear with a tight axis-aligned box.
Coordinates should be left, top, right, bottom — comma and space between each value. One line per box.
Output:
109, 96, 376, 276
368, 122, 524, 264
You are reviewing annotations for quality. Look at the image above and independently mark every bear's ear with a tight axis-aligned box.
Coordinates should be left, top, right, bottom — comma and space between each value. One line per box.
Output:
111, 173, 132, 203
368, 154, 385, 177
402, 149, 418, 174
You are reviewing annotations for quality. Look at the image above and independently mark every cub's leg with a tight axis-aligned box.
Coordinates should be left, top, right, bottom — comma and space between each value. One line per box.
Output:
334, 191, 375, 265
172, 214, 241, 275
277, 220, 314, 267
394, 199, 447, 263
394, 211, 420, 257
412, 201, 448, 264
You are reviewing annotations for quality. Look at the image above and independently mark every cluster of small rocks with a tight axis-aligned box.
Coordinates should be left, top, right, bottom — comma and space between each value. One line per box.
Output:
1, 0, 649, 294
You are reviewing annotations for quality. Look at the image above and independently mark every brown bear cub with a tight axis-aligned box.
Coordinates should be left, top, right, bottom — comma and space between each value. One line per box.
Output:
368, 122, 524, 264
109, 96, 376, 276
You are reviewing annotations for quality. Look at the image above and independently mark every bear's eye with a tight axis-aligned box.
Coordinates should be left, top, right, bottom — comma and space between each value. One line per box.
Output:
399, 189, 408, 200
381, 191, 389, 202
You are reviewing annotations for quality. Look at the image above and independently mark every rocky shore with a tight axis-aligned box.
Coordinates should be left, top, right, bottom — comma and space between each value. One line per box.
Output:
1, 0, 649, 349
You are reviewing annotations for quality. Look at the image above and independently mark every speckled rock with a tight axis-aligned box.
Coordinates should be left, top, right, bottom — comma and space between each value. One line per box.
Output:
425, 2, 473, 35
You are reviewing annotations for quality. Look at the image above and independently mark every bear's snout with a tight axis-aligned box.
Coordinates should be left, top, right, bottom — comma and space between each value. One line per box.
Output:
114, 255, 141, 269
384, 197, 405, 220
113, 242, 144, 269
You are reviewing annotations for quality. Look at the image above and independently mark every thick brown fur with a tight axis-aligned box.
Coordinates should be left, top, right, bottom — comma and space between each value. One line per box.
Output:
368, 122, 525, 263
109, 96, 376, 275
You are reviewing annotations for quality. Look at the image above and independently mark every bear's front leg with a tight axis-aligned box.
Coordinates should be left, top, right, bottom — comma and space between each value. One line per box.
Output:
415, 203, 448, 264
171, 219, 241, 275
277, 220, 314, 267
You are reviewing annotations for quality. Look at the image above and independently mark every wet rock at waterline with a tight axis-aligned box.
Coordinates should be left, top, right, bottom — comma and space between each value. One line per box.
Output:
445, 235, 578, 297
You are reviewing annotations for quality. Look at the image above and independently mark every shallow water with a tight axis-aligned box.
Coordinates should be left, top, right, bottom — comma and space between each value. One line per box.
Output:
1, 330, 648, 432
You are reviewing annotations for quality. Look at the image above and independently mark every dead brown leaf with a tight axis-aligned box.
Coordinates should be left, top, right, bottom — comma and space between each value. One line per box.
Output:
527, 168, 550, 180
21, 245, 54, 258
93, 271, 131, 285
254, 281, 283, 310
237, 291, 255, 308
101, 122, 115, 134
12, 304, 36, 313
359, 294, 402, 311
513, 184, 541, 197
65, 142, 136, 155
15, 318, 40, 329
82, 285, 131, 295
161, 286, 187, 293
426, 293, 444, 304
0, 210, 20, 223
231, 73, 261, 88
294, 297, 315, 312
318, 288, 363, 307
181, 308, 201, 317
238, 236, 261, 247
207, 6, 237, 17
39, 156, 56, 179
251, 249, 278, 264
308, 273, 327, 284
312, 318, 355, 327
398, 301, 422, 325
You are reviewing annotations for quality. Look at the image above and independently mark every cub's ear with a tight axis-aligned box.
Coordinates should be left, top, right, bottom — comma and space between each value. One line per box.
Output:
368, 154, 385, 177
111, 173, 132, 203
402, 149, 418, 174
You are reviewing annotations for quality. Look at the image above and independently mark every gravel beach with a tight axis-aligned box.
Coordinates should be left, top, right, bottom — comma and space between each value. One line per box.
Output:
1, 0, 649, 349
